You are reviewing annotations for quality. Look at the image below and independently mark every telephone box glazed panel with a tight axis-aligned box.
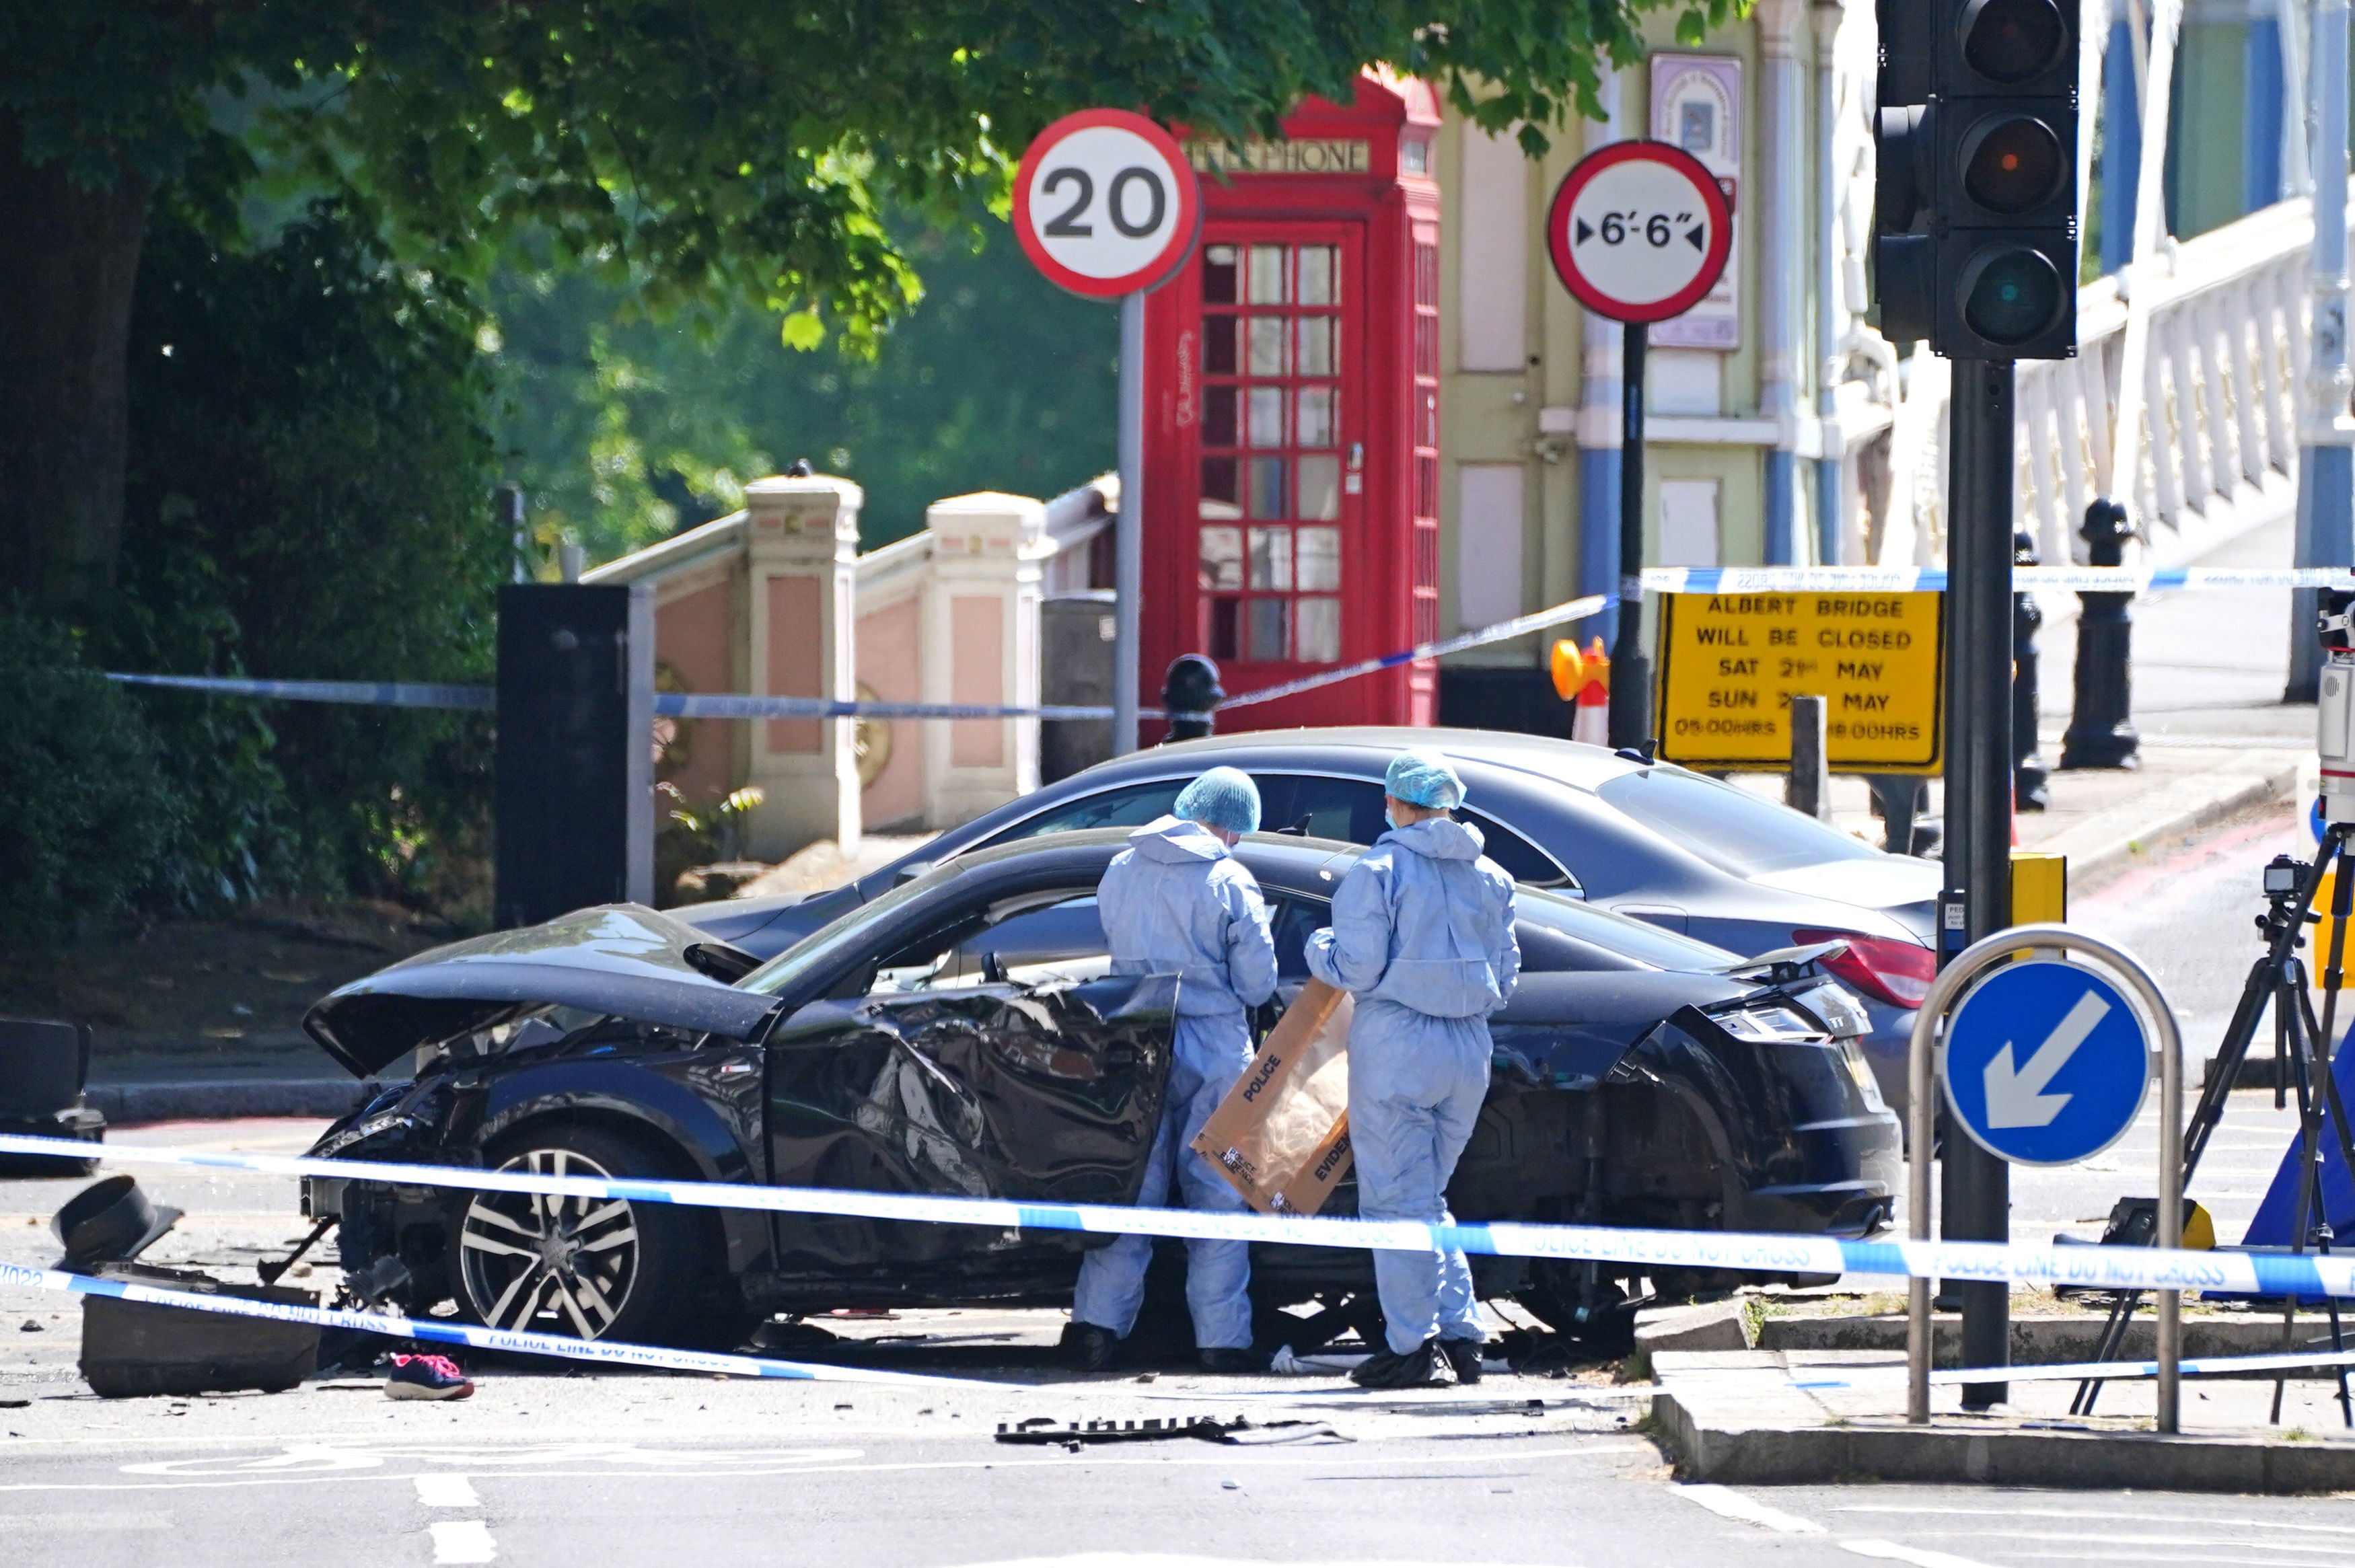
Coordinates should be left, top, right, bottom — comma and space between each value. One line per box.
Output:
1143, 75, 1443, 735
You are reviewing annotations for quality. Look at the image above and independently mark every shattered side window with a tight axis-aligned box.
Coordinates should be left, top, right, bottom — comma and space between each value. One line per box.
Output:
985, 781, 1186, 844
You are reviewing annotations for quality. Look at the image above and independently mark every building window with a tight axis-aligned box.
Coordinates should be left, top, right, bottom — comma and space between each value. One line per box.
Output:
1197, 241, 1345, 665
1410, 237, 1441, 648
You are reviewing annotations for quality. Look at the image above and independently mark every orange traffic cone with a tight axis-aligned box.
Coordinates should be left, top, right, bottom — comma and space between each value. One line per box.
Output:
1550, 637, 1610, 747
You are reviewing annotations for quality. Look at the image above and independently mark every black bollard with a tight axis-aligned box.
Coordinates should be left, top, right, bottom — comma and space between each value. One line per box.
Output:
2013, 528, 2052, 810
2060, 497, 2141, 770
1867, 773, 1936, 857
1161, 655, 1225, 743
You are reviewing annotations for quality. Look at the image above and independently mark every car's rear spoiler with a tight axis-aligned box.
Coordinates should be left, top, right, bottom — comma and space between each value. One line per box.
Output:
1716, 940, 1849, 987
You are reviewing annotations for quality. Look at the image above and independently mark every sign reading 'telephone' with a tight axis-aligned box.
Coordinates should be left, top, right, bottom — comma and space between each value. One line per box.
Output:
1655, 590, 1945, 773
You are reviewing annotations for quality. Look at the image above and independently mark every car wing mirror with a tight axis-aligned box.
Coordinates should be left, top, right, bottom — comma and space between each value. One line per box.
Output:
980, 950, 1009, 985
683, 940, 762, 983
1272, 815, 1312, 837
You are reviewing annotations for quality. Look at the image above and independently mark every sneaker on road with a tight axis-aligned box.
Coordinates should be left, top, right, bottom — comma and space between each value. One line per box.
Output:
1348, 1337, 1455, 1389
384, 1353, 474, 1401
1438, 1337, 1486, 1385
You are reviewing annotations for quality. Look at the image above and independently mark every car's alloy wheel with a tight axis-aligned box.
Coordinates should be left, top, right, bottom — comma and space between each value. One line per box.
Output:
458, 1147, 643, 1339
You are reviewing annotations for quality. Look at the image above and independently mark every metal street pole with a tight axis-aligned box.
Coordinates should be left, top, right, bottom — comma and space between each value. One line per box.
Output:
1608, 322, 1652, 749
1113, 291, 1145, 753
2292, 0, 2354, 703
1943, 357, 2017, 1410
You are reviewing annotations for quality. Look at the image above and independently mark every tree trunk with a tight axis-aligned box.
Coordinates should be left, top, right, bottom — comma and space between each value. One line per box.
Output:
0, 116, 153, 613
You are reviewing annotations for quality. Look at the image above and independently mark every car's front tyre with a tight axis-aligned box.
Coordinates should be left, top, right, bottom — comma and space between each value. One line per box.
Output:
450, 1122, 699, 1345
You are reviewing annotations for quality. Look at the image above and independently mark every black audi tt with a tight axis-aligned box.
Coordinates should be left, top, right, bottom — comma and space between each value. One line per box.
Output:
297, 831, 1899, 1351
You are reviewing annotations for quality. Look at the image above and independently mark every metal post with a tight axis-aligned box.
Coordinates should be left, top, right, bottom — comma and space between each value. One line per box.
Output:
1609, 323, 1652, 749
2062, 498, 2142, 768
1114, 292, 1145, 753
2107, 0, 2181, 546
506, 484, 528, 584
2292, 0, 2354, 704
1815, 0, 1848, 568
1945, 358, 2017, 1409
1759, 0, 1802, 566
1787, 693, 1831, 821
1906, 925, 2183, 1430
2013, 529, 2051, 811
1577, 71, 1628, 656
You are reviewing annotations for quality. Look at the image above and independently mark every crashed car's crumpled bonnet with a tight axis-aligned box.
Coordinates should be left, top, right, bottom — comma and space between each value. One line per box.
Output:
304, 903, 783, 1078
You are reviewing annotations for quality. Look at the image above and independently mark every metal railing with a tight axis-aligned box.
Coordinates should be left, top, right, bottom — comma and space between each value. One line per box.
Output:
1877, 191, 2342, 569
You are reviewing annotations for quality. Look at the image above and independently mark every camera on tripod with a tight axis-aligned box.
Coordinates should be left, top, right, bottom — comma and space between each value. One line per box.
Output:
2319, 588, 2355, 826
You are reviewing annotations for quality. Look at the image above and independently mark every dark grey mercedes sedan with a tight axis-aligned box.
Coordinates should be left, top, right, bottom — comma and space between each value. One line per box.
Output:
680, 729, 1939, 1109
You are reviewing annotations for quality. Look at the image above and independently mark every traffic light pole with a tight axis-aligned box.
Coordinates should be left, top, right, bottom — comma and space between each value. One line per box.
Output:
1943, 357, 2017, 1409
1609, 322, 1652, 749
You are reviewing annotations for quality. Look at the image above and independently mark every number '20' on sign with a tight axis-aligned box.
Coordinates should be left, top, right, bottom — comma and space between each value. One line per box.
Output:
1015, 109, 1203, 299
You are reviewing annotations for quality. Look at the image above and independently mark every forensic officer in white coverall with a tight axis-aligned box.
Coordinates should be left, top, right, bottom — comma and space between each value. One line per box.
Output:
1305, 749, 1519, 1388
1066, 767, 1278, 1374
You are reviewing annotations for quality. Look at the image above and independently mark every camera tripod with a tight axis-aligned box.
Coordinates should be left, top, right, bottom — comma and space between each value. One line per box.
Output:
2070, 825, 2355, 1422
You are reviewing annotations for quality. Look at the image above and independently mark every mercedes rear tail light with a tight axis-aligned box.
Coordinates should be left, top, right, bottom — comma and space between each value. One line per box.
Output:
1793, 928, 1937, 1008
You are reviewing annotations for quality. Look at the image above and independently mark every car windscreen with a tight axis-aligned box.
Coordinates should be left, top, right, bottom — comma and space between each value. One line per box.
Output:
1513, 885, 1739, 971
1595, 767, 1881, 877
737, 872, 941, 998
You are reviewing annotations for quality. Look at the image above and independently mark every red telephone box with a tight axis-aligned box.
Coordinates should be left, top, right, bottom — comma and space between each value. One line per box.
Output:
1140, 74, 1443, 734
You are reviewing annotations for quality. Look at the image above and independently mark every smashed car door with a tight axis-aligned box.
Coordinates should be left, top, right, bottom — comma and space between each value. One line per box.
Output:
764, 891, 1175, 1286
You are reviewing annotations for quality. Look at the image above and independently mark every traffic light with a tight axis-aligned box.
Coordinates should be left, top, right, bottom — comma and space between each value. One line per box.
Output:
1874, 0, 2079, 360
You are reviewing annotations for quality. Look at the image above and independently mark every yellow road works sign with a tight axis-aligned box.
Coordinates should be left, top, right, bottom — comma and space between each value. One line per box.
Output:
1656, 591, 1944, 772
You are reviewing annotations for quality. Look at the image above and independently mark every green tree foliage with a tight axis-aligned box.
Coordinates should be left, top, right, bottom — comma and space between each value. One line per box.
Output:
2, 0, 1733, 605
111, 201, 505, 912
486, 213, 1118, 560
0, 611, 184, 941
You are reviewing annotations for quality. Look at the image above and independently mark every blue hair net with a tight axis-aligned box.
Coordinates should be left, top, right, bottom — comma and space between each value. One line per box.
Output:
1173, 766, 1262, 835
1383, 749, 1466, 810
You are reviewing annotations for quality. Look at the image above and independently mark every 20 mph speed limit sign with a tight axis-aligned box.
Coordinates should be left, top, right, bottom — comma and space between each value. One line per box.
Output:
1014, 109, 1201, 299
1546, 140, 1733, 324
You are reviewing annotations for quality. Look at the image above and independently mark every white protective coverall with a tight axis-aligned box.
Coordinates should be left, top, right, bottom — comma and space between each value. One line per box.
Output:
1073, 816, 1279, 1349
1305, 817, 1519, 1353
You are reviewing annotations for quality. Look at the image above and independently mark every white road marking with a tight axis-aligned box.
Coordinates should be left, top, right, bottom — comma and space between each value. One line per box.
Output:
429, 1519, 497, 1564
1992, 1555, 2355, 1567
1988, 1544, 2355, 1554
0, 1511, 174, 1531
1842, 1542, 1998, 1568
0, 1441, 1648, 1496
1900, 1533, 2355, 1555
1669, 1483, 1825, 1533
413, 1474, 479, 1508
945, 1559, 1583, 1568
1832, 1504, 2355, 1538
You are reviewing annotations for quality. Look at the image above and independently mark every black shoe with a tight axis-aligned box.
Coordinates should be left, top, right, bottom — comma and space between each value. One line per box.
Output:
1348, 1337, 1456, 1389
1196, 1346, 1266, 1375
1062, 1320, 1120, 1373
1439, 1337, 1486, 1385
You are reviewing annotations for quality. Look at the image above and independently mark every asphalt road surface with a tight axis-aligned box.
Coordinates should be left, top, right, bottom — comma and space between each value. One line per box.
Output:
0, 812, 2345, 1565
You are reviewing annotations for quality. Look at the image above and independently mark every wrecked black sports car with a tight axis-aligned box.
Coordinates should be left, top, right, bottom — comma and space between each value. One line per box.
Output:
298, 831, 1898, 1348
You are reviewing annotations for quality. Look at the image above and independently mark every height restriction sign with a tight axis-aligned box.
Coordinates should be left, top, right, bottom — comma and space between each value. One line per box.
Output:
1013, 109, 1202, 299
1546, 140, 1733, 324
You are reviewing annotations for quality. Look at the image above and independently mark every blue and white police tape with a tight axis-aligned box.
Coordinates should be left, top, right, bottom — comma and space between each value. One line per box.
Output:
656, 693, 1120, 722
1216, 593, 1609, 710
97, 592, 1612, 725
0, 1260, 983, 1387
0, 1131, 2345, 1302
105, 673, 497, 711
101, 673, 1108, 722
1642, 565, 2355, 595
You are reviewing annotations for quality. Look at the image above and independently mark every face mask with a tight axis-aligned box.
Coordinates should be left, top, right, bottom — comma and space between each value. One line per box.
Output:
1383, 807, 1401, 831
